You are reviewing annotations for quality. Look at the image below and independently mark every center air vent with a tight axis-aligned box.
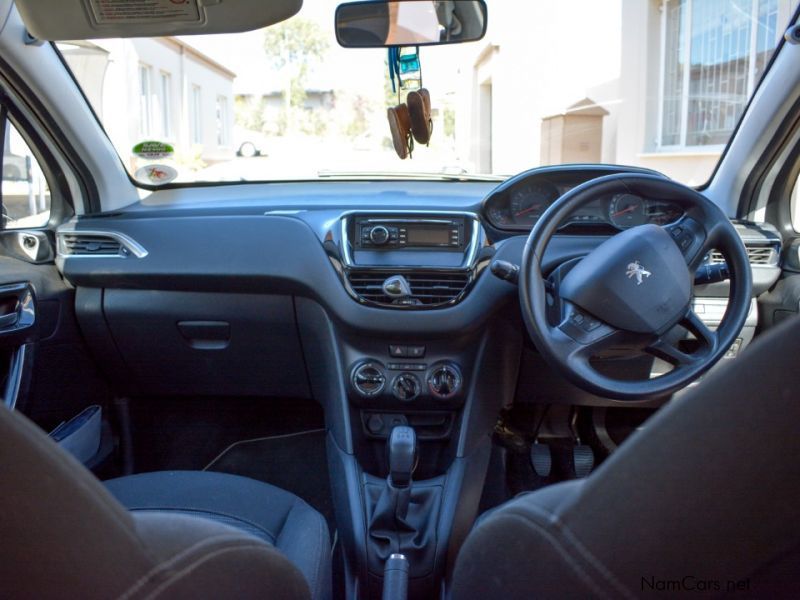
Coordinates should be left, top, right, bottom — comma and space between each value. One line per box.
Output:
58, 232, 147, 258
709, 244, 778, 267
346, 270, 472, 307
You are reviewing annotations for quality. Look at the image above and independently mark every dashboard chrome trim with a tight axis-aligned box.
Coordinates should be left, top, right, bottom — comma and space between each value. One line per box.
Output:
339, 210, 483, 270
336, 210, 486, 310
56, 228, 149, 259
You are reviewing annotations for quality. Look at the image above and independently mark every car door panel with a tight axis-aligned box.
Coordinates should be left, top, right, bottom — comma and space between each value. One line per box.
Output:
0, 254, 109, 429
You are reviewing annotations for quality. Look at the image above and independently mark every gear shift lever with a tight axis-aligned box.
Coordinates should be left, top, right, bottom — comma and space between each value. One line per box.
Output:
388, 426, 416, 489
367, 425, 437, 585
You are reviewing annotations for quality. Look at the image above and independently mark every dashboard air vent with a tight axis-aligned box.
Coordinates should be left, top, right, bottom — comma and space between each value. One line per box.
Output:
346, 270, 471, 307
58, 232, 146, 258
61, 234, 121, 256
709, 244, 778, 266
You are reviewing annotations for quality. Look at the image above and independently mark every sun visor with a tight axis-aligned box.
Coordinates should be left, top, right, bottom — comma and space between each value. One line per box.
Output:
15, 0, 303, 40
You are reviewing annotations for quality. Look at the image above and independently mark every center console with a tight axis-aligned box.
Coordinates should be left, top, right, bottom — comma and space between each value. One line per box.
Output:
296, 211, 522, 599
337, 212, 484, 475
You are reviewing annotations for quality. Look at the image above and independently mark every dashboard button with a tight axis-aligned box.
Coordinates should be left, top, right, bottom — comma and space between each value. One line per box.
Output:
388, 363, 426, 371
369, 225, 390, 245
389, 345, 407, 357
407, 345, 426, 358
678, 232, 693, 251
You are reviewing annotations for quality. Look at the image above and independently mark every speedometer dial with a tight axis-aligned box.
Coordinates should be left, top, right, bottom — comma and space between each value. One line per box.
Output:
487, 204, 513, 226
509, 182, 558, 225
608, 193, 648, 229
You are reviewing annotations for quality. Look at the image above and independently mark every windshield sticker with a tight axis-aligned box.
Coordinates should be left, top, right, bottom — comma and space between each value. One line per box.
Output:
85, 0, 202, 25
132, 141, 175, 160
135, 164, 178, 185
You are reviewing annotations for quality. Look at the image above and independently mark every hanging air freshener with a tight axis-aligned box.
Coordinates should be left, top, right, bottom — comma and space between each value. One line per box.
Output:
386, 46, 432, 159
397, 47, 421, 91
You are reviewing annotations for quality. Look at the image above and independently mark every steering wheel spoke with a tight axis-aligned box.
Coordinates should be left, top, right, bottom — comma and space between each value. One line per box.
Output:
646, 337, 697, 366
645, 309, 718, 367
680, 309, 718, 351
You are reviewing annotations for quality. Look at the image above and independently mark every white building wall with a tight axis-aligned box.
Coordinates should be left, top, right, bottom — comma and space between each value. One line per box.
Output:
183, 52, 235, 161
130, 39, 183, 144
456, 2, 551, 175
74, 38, 234, 168
459, 0, 794, 183
456, 1, 624, 176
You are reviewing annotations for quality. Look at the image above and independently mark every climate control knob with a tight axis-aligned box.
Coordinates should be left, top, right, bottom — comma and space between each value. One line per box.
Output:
352, 362, 386, 397
392, 372, 421, 402
427, 363, 462, 400
369, 225, 390, 245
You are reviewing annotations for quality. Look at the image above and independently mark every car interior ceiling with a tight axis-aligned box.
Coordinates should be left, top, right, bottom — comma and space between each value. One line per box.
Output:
2, 0, 800, 599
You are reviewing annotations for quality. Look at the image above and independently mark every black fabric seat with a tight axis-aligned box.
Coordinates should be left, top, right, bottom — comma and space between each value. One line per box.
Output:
452, 316, 800, 599
105, 471, 331, 599
0, 405, 331, 600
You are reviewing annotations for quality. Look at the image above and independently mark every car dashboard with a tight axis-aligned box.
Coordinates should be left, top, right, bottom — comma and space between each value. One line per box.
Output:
54, 164, 778, 412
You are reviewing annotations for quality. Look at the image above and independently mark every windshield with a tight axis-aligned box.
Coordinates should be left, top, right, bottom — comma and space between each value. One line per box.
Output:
59, 0, 793, 187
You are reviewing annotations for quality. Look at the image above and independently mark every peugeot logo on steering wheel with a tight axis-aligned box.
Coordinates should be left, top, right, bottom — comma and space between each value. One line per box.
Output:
626, 261, 652, 285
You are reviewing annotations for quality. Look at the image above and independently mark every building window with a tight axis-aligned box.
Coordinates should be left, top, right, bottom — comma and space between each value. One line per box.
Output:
659, 0, 780, 149
216, 96, 229, 145
138, 64, 152, 136
159, 72, 171, 138
190, 85, 202, 144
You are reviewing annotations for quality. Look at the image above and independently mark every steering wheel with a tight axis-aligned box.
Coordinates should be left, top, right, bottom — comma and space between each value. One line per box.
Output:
519, 173, 752, 400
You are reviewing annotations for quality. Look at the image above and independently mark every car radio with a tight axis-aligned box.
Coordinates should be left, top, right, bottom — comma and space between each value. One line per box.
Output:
355, 217, 465, 250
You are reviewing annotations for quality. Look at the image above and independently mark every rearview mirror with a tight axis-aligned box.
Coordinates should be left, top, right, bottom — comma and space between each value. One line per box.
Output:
335, 0, 487, 48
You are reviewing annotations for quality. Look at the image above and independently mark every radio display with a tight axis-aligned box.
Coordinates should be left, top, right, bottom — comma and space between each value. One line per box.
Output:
406, 227, 451, 245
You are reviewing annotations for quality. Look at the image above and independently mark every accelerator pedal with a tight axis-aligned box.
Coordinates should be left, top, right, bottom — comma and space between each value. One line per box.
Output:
530, 443, 552, 478
572, 444, 595, 478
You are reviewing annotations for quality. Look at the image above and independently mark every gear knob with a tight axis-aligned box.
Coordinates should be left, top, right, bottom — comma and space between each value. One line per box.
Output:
388, 426, 416, 488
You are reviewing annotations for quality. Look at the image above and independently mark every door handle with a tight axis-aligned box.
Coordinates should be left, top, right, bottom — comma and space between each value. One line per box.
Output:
0, 283, 35, 334
0, 310, 19, 329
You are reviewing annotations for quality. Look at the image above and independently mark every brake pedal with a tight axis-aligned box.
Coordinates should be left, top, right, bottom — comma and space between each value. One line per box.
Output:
572, 445, 595, 478
530, 443, 552, 478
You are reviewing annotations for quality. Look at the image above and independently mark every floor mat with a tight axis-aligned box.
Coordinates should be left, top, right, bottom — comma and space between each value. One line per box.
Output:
127, 396, 325, 473
204, 429, 335, 531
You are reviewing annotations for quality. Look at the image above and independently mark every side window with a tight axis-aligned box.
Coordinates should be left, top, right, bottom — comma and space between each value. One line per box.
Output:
2, 118, 51, 229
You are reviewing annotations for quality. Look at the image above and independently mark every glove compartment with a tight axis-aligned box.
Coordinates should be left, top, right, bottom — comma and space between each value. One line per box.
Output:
97, 290, 310, 397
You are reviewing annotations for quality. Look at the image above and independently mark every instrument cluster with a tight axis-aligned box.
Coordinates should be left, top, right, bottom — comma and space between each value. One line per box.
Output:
483, 176, 684, 232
